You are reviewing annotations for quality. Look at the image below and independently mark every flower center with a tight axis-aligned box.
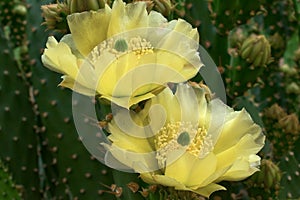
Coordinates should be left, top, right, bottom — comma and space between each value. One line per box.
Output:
154, 122, 213, 169
89, 36, 153, 64
127, 36, 154, 57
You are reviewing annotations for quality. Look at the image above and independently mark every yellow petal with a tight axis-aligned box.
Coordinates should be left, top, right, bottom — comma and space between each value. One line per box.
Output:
107, 121, 153, 153
100, 92, 157, 109
215, 133, 265, 170
67, 5, 112, 56
213, 108, 263, 154
59, 75, 95, 96
193, 183, 226, 198
60, 34, 84, 59
175, 84, 202, 125
205, 99, 232, 145
140, 173, 186, 189
165, 152, 217, 187
147, 87, 181, 123
103, 143, 158, 173
166, 19, 199, 42
95, 49, 198, 108
45, 35, 58, 48
107, 0, 148, 37
141, 173, 225, 198
42, 36, 79, 79
156, 20, 202, 77
216, 157, 260, 182
148, 11, 167, 27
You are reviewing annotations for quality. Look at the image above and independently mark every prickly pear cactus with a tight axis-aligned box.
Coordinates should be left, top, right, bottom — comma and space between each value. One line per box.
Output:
1, 0, 300, 199
0, 26, 41, 199
0, 160, 21, 200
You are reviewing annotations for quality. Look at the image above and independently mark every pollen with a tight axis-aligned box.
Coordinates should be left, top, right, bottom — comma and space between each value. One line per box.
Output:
89, 36, 153, 64
128, 36, 154, 58
154, 121, 212, 169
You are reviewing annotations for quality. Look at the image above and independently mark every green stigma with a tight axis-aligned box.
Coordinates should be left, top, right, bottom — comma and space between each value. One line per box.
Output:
177, 131, 190, 146
114, 39, 128, 52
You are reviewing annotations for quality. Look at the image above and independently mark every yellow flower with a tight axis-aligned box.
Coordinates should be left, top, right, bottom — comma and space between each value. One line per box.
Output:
41, 0, 202, 108
103, 83, 265, 197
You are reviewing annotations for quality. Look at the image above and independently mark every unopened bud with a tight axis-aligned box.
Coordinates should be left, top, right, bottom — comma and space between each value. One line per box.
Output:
294, 47, 300, 62
153, 0, 173, 17
68, 0, 106, 13
12, 4, 27, 16
41, 3, 70, 33
286, 82, 300, 95
264, 104, 286, 120
278, 114, 299, 135
269, 32, 284, 50
228, 27, 247, 48
240, 34, 271, 67
279, 64, 297, 76
250, 159, 281, 189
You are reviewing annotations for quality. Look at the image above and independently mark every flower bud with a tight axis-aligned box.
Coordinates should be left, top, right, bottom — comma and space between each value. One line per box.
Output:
279, 64, 297, 76
250, 159, 281, 189
12, 4, 27, 16
68, 0, 106, 13
228, 27, 247, 48
264, 104, 286, 120
278, 114, 299, 135
153, 0, 173, 17
286, 82, 300, 95
240, 34, 271, 67
41, 2, 70, 33
294, 47, 300, 62
269, 32, 284, 50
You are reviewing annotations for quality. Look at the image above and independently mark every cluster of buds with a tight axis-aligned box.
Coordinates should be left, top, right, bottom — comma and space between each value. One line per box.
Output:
263, 104, 300, 159
240, 34, 272, 67
41, 2, 70, 33
41, 0, 107, 33
265, 103, 300, 136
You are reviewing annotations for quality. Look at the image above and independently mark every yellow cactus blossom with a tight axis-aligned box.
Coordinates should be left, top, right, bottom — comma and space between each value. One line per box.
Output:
41, 0, 202, 108
103, 83, 265, 197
